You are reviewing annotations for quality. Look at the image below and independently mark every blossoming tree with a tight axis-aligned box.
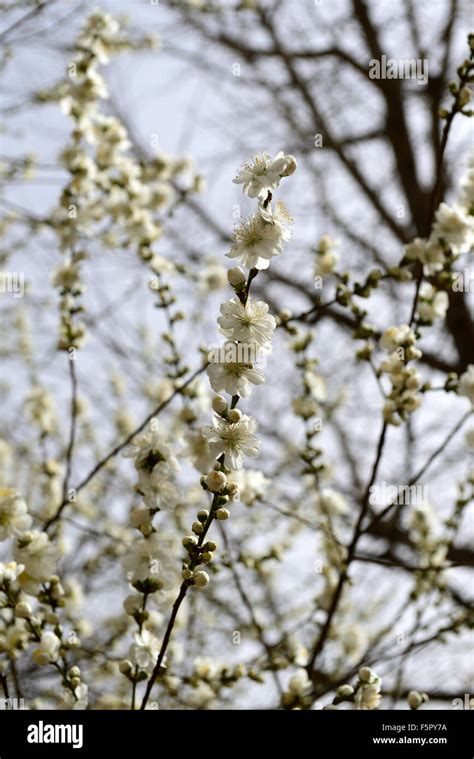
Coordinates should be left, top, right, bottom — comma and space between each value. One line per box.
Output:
0, 3, 472, 712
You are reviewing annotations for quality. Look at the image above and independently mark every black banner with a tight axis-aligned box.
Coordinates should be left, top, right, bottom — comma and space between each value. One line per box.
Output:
0, 708, 471, 757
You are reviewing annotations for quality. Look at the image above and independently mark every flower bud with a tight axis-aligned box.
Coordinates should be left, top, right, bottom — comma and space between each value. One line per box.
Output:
192, 521, 204, 535
119, 659, 133, 676
50, 582, 65, 600
182, 535, 198, 548
358, 666, 376, 683
281, 155, 297, 177
140, 522, 153, 537
212, 395, 228, 416
233, 663, 246, 679
407, 690, 424, 710
123, 594, 141, 616
197, 510, 209, 523
336, 684, 354, 699
227, 266, 246, 288
15, 601, 32, 619
228, 409, 242, 424
193, 570, 210, 588
226, 481, 240, 500
215, 507, 230, 520
205, 471, 227, 492
279, 308, 292, 323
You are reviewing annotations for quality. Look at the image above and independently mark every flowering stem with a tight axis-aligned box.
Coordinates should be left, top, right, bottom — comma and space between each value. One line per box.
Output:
140, 250, 265, 707
409, 50, 473, 326
307, 421, 388, 676
61, 357, 78, 505
139, 490, 221, 710
43, 363, 207, 531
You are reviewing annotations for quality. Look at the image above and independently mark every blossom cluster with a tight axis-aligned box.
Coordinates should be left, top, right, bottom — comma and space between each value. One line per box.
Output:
379, 325, 422, 426
43, 9, 200, 351
123, 420, 181, 516
403, 182, 473, 276
204, 150, 296, 468
118, 151, 297, 705
180, 153, 297, 591
0, 488, 87, 706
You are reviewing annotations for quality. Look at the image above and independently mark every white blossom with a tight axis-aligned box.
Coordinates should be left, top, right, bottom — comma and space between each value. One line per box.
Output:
233, 151, 297, 199
32, 631, 61, 666
122, 532, 175, 588
123, 420, 181, 511
14, 531, 57, 582
202, 414, 261, 470
0, 489, 31, 540
432, 202, 472, 251
379, 325, 417, 353
354, 667, 382, 709
207, 348, 265, 397
316, 488, 348, 516
403, 237, 446, 275
355, 682, 382, 710
287, 668, 312, 697
417, 283, 449, 322
217, 297, 276, 352
226, 206, 291, 271
136, 468, 181, 512
129, 629, 160, 674
0, 561, 25, 587
123, 420, 179, 473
